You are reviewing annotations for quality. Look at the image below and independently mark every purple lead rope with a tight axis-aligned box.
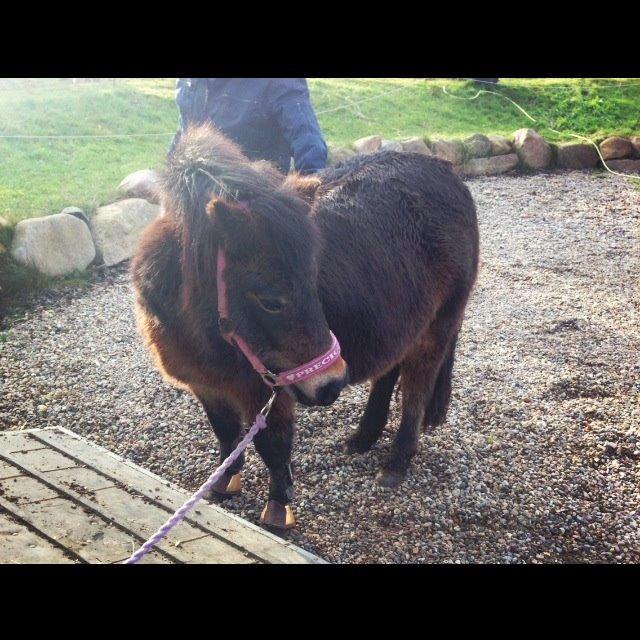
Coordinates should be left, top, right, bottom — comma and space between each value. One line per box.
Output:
124, 405, 271, 564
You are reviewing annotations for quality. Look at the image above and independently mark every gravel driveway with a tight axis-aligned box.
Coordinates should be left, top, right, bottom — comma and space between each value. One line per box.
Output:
1, 172, 638, 563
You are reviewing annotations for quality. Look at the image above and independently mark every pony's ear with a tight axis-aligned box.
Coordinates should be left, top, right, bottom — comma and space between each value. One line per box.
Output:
206, 196, 254, 237
206, 196, 237, 221
282, 173, 322, 205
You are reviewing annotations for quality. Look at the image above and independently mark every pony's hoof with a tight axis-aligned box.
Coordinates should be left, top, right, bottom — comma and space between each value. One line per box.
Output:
375, 468, 406, 488
260, 500, 296, 530
207, 471, 242, 498
343, 434, 373, 455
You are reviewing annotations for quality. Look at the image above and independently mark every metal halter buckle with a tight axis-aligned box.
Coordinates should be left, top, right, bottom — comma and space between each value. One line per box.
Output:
261, 370, 279, 387
260, 388, 279, 417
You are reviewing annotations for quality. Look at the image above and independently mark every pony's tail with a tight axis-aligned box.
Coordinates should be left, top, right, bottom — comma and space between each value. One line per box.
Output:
423, 333, 458, 429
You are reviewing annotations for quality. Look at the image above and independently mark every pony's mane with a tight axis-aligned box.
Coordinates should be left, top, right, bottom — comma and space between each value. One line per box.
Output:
164, 123, 283, 212
162, 124, 319, 303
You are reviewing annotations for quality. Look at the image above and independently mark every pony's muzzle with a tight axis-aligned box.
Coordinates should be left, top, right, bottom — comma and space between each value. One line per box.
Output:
315, 378, 346, 406
292, 357, 349, 406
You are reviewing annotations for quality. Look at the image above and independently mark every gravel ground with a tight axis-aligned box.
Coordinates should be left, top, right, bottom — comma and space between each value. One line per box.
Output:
1, 172, 639, 563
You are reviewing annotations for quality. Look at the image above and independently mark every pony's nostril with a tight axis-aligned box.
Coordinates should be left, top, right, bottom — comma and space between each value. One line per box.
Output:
316, 380, 343, 406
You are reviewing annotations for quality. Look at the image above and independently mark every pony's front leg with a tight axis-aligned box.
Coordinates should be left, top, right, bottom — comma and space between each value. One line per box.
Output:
253, 392, 296, 530
195, 392, 245, 498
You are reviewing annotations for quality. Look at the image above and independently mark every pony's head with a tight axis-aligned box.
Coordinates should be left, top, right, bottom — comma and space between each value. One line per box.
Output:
167, 124, 348, 406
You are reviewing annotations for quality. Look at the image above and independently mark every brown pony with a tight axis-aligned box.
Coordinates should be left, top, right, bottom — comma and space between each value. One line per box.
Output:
131, 124, 479, 529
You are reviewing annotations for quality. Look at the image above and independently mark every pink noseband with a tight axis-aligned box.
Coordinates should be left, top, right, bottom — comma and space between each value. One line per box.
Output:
216, 247, 341, 388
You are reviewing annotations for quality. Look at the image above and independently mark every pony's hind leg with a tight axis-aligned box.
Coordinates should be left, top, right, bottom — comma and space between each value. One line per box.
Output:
376, 327, 455, 488
195, 390, 245, 498
343, 365, 399, 454
423, 333, 458, 428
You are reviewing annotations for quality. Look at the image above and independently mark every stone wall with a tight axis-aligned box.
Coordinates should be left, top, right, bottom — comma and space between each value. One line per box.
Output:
6, 130, 640, 280
10, 199, 160, 277
331, 130, 640, 177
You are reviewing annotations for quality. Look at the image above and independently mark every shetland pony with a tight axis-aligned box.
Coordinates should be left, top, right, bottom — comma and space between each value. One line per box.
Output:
132, 125, 478, 528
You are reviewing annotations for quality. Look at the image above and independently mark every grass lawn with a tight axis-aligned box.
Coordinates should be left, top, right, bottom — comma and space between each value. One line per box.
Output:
311, 77, 640, 146
0, 79, 177, 225
1, 77, 640, 226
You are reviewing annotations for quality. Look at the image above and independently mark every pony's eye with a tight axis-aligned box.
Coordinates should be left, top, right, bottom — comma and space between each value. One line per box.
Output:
253, 294, 287, 314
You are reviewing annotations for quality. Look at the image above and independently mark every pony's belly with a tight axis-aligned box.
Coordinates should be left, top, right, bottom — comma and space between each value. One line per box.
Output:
327, 307, 427, 386
319, 231, 435, 369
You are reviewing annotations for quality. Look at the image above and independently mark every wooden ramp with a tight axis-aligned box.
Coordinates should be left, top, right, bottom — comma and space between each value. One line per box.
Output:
0, 427, 325, 564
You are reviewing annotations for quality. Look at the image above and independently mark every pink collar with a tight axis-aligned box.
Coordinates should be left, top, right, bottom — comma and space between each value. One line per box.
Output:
216, 247, 341, 387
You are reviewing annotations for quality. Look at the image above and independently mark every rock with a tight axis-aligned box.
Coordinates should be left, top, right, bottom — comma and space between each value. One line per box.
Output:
604, 159, 640, 175
90, 199, 160, 267
327, 146, 355, 166
0, 216, 10, 229
381, 139, 403, 152
463, 134, 492, 158
488, 135, 512, 156
513, 128, 553, 170
630, 136, 640, 157
400, 137, 432, 155
352, 135, 382, 154
599, 137, 633, 160
10, 213, 95, 277
60, 206, 90, 227
430, 139, 464, 165
556, 143, 600, 169
460, 154, 519, 177
117, 169, 162, 204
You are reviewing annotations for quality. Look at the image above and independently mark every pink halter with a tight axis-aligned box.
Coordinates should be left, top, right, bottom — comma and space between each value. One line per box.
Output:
216, 247, 341, 387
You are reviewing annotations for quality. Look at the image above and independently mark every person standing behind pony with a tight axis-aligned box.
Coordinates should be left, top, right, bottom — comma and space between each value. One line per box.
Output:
170, 78, 328, 175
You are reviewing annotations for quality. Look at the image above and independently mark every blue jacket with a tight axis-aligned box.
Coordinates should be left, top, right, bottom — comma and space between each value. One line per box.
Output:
172, 78, 328, 174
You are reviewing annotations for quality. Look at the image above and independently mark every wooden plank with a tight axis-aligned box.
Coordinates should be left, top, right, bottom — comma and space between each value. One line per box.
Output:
3, 448, 79, 474
0, 460, 22, 480
0, 512, 77, 564
0, 496, 138, 564
90, 486, 255, 564
0, 434, 169, 564
0, 447, 253, 564
33, 428, 325, 563
0, 475, 59, 504
108, 551, 172, 564
45, 467, 116, 492
0, 451, 182, 564
0, 432, 47, 453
